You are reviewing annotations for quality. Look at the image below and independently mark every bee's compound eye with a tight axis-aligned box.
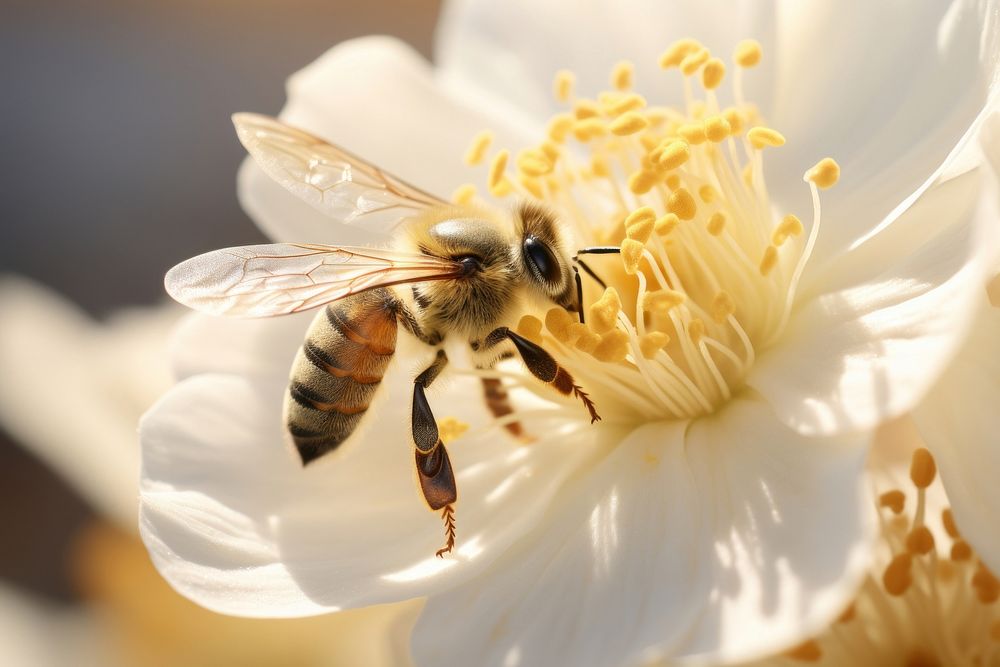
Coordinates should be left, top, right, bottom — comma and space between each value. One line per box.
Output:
523, 235, 562, 285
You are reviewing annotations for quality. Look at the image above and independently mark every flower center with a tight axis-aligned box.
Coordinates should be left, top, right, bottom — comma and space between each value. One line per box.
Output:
461, 38, 840, 423
784, 447, 1000, 665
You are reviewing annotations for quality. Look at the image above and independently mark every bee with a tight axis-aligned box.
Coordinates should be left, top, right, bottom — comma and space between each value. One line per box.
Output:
165, 113, 601, 557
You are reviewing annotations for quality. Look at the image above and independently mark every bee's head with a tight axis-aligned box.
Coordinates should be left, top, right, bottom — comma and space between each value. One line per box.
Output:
515, 202, 576, 311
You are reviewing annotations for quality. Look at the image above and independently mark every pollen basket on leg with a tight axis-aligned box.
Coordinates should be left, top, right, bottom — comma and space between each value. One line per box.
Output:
462, 38, 838, 423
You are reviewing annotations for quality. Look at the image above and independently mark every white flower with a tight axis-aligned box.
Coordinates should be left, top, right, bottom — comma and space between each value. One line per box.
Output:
140, 2, 1000, 665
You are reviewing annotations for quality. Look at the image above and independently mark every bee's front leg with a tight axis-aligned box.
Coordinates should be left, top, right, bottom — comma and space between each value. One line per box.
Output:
411, 349, 457, 557
483, 327, 601, 423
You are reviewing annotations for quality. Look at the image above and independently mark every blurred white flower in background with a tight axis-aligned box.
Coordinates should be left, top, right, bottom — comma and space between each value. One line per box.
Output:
138, 0, 1000, 665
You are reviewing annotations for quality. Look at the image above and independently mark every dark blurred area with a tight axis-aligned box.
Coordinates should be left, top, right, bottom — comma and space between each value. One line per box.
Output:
1, 0, 440, 604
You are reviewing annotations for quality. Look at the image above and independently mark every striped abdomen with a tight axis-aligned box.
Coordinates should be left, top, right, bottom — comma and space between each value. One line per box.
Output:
285, 289, 397, 464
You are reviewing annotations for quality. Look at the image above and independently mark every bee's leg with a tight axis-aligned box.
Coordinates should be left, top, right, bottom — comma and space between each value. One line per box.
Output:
411, 349, 458, 557
477, 351, 531, 441
483, 327, 601, 423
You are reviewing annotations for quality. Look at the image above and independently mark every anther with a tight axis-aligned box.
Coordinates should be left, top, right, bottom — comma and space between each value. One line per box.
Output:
574, 328, 601, 354
451, 184, 477, 205
678, 123, 707, 145
628, 170, 658, 195
545, 307, 575, 342
748, 126, 786, 149
785, 641, 822, 662
759, 245, 778, 276
639, 332, 670, 359
667, 188, 697, 220
519, 175, 543, 199
973, 563, 1000, 604
712, 292, 736, 323
680, 48, 710, 76
554, 70, 575, 102
654, 213, 680, 235
906, 526, 935, 556
707, 212, 727, 236
883, 553, 913, 596
592, 330, 629, 362
590, 154, 611, 178
488, 150, 509, 189
806, 157, 841, 189
573, 118, 608, 141
620, 240, 644, 275
688, 318, 706, 343
704, 115, 731, 142
588, 287, 622, 335
942, 509, 960, 538
699, 185, 718, 203
772, 214, 804, 246
547, 114, 574, 143
516, 148, 552, 177
626, 218, 654, 244
879, 490, 905, 514
608, 93, 646, 116
611, 61, 634, 91
910, 448, 936, 489
464, 131, 494, 166
665, 174, 682, 190
610, 111, 649, 136
652, 140, 690, 170
658, 38, 702, 68
625, 206, 656, 227
573, 100, 602, 120
644, 290, 685, 312
702, 57, 726, 89
723, 108, 745, 135
517, 314, 544, 344
951, 540, 973, 562
734, 39, 762, 67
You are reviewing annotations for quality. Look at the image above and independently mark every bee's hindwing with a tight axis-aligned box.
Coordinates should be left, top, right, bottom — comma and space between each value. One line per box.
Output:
285, 289, 398, 464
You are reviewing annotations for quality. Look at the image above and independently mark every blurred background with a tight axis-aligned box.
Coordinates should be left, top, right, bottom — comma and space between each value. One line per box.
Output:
0, 1, 439, 663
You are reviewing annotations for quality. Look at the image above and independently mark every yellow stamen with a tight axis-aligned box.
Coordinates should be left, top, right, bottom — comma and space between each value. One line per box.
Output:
621, 239, 644, 274
665, 174, 682, 190
906, 526, 935, 556
702, 57, 726, 89
759, 245, 779, 276
748, 126, 786, 149
626, 218, 654, 244
652, 140, 690, 170
611, 61, 634, 91
463, 131, 494, 166
573, 118, 608, 141
554, 69, 575, 102
574, 328, 601, 354
973, 563, 1000, 604
547, 113, 574, 143
451, 183, 477, 205
879, 490, 906, 514
639, 332, 670, 359
644, 290, 685, 312
516, 148, 553, 177
772, 214, 804, 246
608, 93, 646, 116
806, 157, 841, 189
625, 206, 656, 228
910, 448, 937, 489
588, 287, 622, 334
658, 38, 702, 69
593, 330, 630, 362
883, 553, 913, 596
488, 150, 509, 189
942, 509, 960, 538
699, 184, 718, 203
573, 100, 602, 120
590, 154, 611, 178
688, 318, 706, 343
707, 212, 727, 236
734, 39, 762, 67
678, 123, 707, 145
610, 111, 649, 136
654, 213, 680, 235
519, 174, 543, 199
704, 115, 731, 142
545, 307, 575, 342
667, 188, 697, 220
490, 177, 513, 198
712, 292, 736, 323
680, 48, 710, 76
952, 540, 973, 562
628, 170, 658, 195
723, 107, 745, 135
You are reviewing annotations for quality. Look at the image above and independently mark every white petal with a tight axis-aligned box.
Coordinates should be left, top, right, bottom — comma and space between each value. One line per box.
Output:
912, 302, 1000, 574
0, 278, 180, 527
769, 0, 1000, 271
412, 397, 871, 666
750, 163, 999, 436
139, 363, 596, 617
238, 36, 535, 245
436, 0, 779, 122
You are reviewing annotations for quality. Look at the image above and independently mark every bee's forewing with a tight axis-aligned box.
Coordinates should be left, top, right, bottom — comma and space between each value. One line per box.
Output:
165, 243, 462, 317
233, 113, 445, 236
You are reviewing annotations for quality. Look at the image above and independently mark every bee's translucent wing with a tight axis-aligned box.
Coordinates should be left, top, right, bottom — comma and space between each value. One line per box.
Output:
233, 113, 445, 235
165, 243, 463, 317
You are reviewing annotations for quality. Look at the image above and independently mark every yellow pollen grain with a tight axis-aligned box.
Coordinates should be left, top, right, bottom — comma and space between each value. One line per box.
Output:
639, 331, 670, 359
759, 245, 779, 276
463, 130, 493, 166
707, 212, 727, 236
748, 126, 786, 150
785, 640, 822, 662
658, 38, 701, 69
653, 140, 690, 170
488, 150, 509, 189
545, 307, 575, 342
668, 188, 697, 220
610, 111, 649, 136
906, 526, 935, 556
451, 183, 477, 205
592, 329, 630, 363
519, 174, 543, 199
665, 174, 682, 190
554, 69, 575, 102
611, 60, 634, 91
588, 287, 623, 334
704, 115, 731, 143
438, 417, 469, 444
806, 157, 841, 189
699, 184, 718, 203
773, 214, 804, 246
574, 328, 601, 354
678, 123, 707, 145
734, 39, 762, 67
644, 289, 685, 312
547, 113, 574, 143
655, 213, 680, 235
952, 540, 973, 561
702, 57, 726, 89
910, 448, 937, 489
943, 509, 960, 538
723, 108, 745, 135
574, 118, 608, 142
883, 553, 913, 596
712, 292, 735, 323
608, 93, 646, 116
626, 218, 654, 244
628, 170, 658, 195
573, 100, 601, 120
879, 490, 906, 514
621, 239, 644, 275
688, 318, 706, 343
680, 48, 710, 76
590, 154, 611, 178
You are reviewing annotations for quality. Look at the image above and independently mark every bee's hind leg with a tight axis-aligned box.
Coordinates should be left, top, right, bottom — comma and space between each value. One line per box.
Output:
411, 349, 458, 557
483, 327, 601, 423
